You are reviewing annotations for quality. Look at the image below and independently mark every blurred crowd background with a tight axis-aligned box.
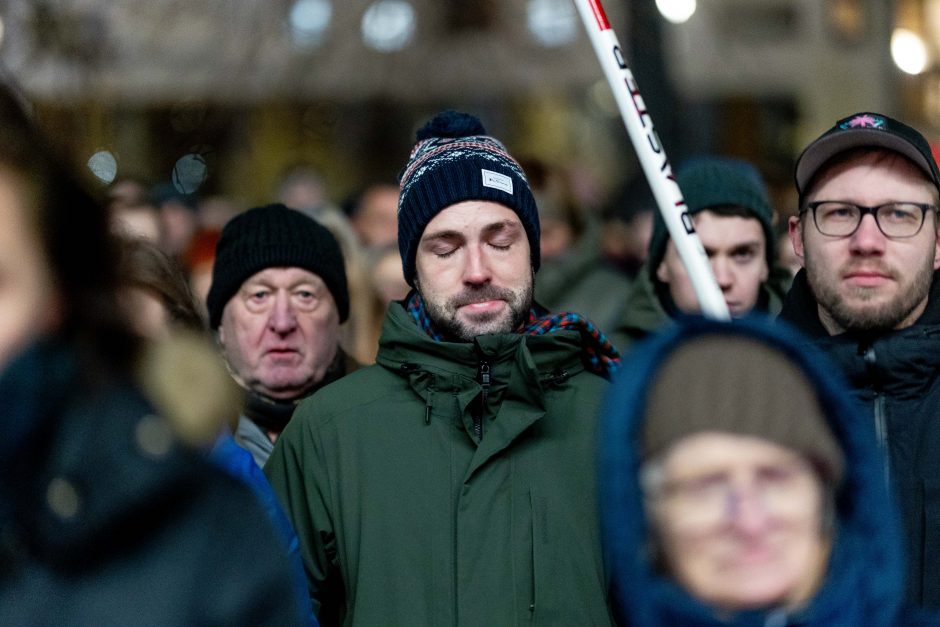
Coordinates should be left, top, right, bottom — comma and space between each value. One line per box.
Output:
0, 0, 933, 360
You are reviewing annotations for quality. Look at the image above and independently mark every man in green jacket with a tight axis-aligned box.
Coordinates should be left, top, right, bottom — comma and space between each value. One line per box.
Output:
266, 110, 620, 626
609, 157, 790, 352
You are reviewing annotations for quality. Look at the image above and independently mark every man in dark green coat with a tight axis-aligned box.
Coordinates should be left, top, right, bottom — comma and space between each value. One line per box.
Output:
266, 111, 620, 626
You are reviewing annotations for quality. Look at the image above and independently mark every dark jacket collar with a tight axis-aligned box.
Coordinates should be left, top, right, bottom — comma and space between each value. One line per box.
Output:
244, 348, 358, 433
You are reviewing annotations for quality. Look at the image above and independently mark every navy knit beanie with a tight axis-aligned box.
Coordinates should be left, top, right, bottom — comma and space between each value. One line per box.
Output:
648, 156, 775, 277
397, 110, 540, 286
206, 204, 349, 328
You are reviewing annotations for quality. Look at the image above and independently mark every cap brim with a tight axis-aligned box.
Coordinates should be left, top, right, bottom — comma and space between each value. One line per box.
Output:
795, 129, 937, 195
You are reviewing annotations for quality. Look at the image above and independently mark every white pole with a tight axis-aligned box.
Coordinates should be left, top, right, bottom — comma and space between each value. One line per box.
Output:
573, 0, 730, 320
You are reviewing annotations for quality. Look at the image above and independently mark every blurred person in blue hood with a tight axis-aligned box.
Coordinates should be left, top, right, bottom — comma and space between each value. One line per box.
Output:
598, 316, 932, 626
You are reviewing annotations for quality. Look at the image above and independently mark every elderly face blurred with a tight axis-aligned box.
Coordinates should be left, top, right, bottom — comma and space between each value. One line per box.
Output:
0, 171, 61, 372
645, 432, 830, 613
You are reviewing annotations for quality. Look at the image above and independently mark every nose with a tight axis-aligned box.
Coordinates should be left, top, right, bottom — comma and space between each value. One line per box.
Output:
849, 213, 887, 256
726, 487, 773, 536
462, 245, 492, 286
710, 257, 733, 291
268, 291, 298, 335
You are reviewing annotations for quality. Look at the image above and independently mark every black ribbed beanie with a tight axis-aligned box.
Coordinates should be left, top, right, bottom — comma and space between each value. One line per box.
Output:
397, 110, 540, 286
206, 203, 349, 328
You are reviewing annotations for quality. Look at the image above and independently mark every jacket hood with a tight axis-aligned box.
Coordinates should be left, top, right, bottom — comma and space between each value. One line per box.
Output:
612, 263, 790, 353
598, 315, 905, 626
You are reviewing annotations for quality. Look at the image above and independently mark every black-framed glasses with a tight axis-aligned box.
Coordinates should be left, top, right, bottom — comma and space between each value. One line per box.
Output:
802, 201, 937, 238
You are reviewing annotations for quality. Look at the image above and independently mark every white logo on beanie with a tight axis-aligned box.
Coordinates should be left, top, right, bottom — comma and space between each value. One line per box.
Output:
481, 169, 513, 195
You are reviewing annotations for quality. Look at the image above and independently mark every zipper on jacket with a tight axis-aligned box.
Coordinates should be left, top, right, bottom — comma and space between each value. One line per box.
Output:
474, 360, 490, 441
874, 393, 890, 488
862, 344, 891, 488
425, 387, 433, 425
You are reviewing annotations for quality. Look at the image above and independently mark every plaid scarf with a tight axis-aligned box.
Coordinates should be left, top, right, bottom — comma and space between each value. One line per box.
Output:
406, 291, 620, 378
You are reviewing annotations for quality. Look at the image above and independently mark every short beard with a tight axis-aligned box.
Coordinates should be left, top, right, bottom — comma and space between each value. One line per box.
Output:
806, 248, 935, 333
417, 274, 534, 342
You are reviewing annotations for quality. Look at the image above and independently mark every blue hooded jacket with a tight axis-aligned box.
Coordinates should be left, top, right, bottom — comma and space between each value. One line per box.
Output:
598, 315, 927, 626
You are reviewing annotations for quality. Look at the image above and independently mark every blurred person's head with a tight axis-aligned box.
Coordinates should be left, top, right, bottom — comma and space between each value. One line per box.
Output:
108, 177, 161, 243
111, 204, 162, 243
601, 175, 655, 276
0, 87, 136, 376
107, 177, 149, 208
650, 157, 775, 317
151, 183, 199, 257
207, 204, 348, 401
347, 183, 399, 249
368, 244, 410, 306
397, 110, 539, 341
197, 194, 240, 230
519, 157, 584, 261
640, 334, 841, 612
277, 164, 329, 217
118, 237, 205, 339
599, 317, 904, 624
183, 228, 221, 320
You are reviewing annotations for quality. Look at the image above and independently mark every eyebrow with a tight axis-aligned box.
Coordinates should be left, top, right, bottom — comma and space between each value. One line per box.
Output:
421, 220, 523, 243
704, 241, 762, 255
482, 221, 524, 237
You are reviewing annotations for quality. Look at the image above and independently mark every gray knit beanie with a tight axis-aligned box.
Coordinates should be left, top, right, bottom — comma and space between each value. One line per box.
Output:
643, 334, 845, 485
648, 157, 776, 277
397, 110, 540, 286
206, 204, 349, 328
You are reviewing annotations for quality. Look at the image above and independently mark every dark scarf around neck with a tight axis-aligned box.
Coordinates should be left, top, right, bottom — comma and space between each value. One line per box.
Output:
243, 349, 350, 433
405, 291, 621, 379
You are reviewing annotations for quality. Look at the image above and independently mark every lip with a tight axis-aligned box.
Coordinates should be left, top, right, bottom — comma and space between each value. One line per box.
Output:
722, 545, 778, 570
458, 300, 505, 314
264, 347, 301, 357
844, 270, 891, 287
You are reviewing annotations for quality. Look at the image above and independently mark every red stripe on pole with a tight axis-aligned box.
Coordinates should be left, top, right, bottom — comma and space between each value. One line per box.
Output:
587, 0, 611, 30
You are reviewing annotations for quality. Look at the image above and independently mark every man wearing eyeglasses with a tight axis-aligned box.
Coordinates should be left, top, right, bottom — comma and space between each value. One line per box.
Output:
780, 111, 940, 609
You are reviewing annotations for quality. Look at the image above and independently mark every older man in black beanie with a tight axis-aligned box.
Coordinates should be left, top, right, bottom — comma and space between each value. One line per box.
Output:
207, 203, 355, 467
267, 111, 620, 626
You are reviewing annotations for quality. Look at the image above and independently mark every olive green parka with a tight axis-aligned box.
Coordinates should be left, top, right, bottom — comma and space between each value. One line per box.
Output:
265, 301, 615, 626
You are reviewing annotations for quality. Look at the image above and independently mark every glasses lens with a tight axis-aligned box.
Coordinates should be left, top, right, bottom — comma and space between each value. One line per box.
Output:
657, 461, 816, 534
813, 202, 860, 236
876, 203, 925, 237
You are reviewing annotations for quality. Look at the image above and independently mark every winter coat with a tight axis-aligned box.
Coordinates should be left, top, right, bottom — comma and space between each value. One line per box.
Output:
265, 301, 615, 626
598, 315, 922, 626
0, 339, 305, 626
210, 431, 317, 626
779, 269, 940, 609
